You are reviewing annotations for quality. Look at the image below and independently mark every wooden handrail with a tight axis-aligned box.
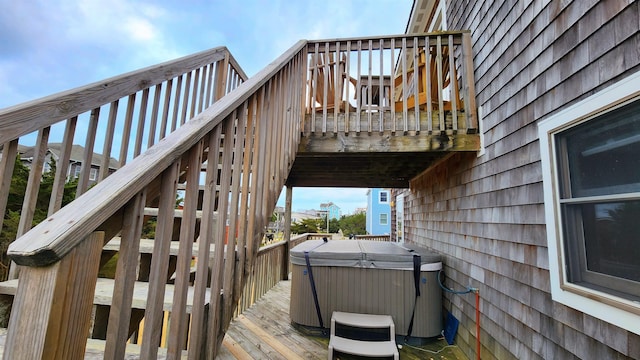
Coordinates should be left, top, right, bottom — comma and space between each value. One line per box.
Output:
0, 47, 246, 144
7, 41, 307, 266
4, 39, 307, 359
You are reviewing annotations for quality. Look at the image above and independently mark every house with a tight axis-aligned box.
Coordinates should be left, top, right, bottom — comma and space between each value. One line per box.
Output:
366, 188, 391, 235
17, 143, 119, 185
391, 1, 640, 359
319, 201, 341, 220
270, 206, 320, 232
1, 0, 638, 358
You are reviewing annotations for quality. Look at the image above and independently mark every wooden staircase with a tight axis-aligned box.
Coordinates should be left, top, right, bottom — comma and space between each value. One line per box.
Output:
0, 31, 477, 359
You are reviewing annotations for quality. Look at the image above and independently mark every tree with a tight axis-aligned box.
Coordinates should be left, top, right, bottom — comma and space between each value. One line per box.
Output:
338, 213, 366, 235
0, 157, 77, 280
290, 217, 322, 234
328, 218, 340, 233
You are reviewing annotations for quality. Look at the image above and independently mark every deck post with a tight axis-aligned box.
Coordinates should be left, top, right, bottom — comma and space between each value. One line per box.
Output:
3, 231, 104, 359
282, 186, 293, 280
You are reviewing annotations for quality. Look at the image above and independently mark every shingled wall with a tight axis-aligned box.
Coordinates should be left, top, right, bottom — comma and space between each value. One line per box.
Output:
397, 1, 640, 359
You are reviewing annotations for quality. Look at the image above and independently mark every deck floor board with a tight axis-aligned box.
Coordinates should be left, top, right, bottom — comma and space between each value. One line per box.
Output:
221, 280, 327, 359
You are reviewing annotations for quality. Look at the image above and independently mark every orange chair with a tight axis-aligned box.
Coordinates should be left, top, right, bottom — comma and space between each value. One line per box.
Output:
307, 53, 357, 112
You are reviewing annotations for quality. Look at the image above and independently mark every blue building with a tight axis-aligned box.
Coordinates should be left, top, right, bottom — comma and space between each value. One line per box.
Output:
366, 188, 390, 235
319, 202, 341, 220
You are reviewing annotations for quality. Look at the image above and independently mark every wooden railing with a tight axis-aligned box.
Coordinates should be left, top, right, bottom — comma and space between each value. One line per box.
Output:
0, 47, 246, 280
1, 40, 306, 359
354, 234, 392, 242
0, 32, 478, 360
305, 31, 477, 135
236, 233, 309, 315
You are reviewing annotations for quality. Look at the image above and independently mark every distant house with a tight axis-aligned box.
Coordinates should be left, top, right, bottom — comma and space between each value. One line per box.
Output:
17, 143, 119, 185
366, 188, 390, 235
270, 206, 319, 232
319, 202, 340, 220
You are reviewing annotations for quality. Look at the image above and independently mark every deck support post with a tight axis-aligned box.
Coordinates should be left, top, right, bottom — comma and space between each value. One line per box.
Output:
282, 186, 293, 280
4, 232, 104, 359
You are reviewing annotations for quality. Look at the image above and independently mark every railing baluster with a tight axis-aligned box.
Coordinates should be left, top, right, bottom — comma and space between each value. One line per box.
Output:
77, 107, 100, 196
207, 113, 236, 358
104, 191, 146, 360
190, 67, 201, 119
168, 141, 203, 357
188, 125, 222, 360
101, 101, 119, 181
401, 37, 408, 134
0, 140, 18, 232
17, 127, 50, 239
311, 43, 319, 133
322, 42, 329, 135
462, 31, 478, 132
368, 39, 373, 134
180, 71, 192, 126
49, 118, 77, 214
390, 38, 396, 134
345, 41, 351, 134
449, 34, 458, 133
160, 78, 173, 140
356, 40, 362, 134
436, 36, 445, 133
204, 63, 214, 109
171, 75, 184, 131
379, 38, 384, 134
119, 93, 136, 166
413, 36, 420, 133
425, 36, 433, 133
334, 41, 340, 134
140, 161, 180, 359
148, 84, 161, 148
134, 88, 150, 157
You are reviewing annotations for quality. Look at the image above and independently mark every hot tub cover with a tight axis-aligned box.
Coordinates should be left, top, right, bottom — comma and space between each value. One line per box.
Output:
290, 240, 441, 269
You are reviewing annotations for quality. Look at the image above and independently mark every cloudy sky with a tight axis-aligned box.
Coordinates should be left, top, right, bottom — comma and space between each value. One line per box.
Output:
0, 0, 413, 214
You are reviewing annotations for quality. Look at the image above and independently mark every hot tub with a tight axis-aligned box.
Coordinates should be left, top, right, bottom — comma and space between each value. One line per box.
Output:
289, 240, 442, 339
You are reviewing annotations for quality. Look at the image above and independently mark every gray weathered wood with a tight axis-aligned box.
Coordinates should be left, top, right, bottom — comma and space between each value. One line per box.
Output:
0, 47, 236, 144
6, 40, 307, 266
3, 232, 103, 359
104, 191, 146, 360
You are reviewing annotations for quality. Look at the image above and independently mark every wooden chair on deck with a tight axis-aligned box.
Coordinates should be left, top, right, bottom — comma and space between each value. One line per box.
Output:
307, 53, 357, 112
393, 46, 462, 112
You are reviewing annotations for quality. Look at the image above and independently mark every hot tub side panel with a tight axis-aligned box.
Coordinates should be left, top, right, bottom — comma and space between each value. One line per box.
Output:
289, 264, 442, 338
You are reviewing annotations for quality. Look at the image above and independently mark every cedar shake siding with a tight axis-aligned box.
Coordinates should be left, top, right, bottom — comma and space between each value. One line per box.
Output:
397, 1, 640, 359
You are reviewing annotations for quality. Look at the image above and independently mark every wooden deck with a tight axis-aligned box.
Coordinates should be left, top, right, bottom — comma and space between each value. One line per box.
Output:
218, 280, 469, 360
0, 279, 467, 359
218, 280, 328, 359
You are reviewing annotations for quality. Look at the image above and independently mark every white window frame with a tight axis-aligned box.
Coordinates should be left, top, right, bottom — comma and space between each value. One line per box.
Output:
89, 167, 98, 181
538, 70, 640, 335
379, 190, 389, 204
379, 213, 388, 226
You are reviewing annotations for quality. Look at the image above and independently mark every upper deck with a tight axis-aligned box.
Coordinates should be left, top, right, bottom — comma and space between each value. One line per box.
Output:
290, 31, 479, 187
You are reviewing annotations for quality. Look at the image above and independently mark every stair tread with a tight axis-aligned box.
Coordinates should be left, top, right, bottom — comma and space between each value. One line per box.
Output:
0, 328, 188, 359
329, 337, 398, 357
103, 237, 220, 256
0, 278, 211, 313
332, 311, 395, 328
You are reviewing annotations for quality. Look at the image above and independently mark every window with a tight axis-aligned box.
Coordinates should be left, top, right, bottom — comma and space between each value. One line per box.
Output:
379, 191, 388, 203
89, 168, 98, 181
538, 71, 640, 335
557, 101, 640, 299
379, 213, 388, 226
74, 165, 81, 178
